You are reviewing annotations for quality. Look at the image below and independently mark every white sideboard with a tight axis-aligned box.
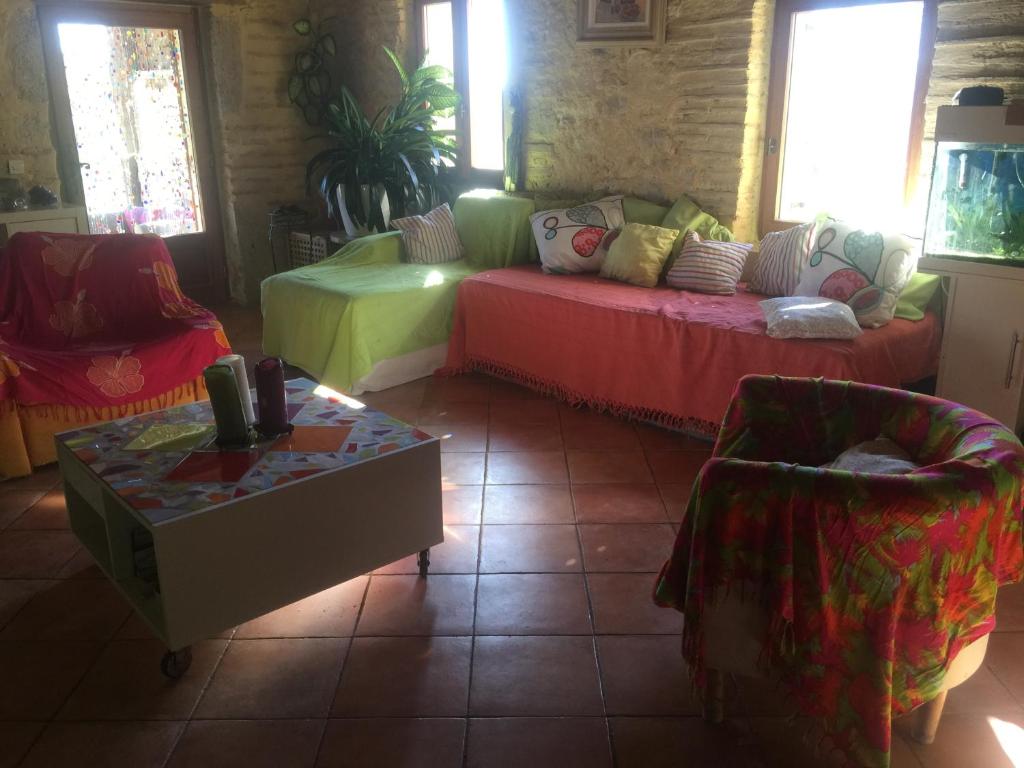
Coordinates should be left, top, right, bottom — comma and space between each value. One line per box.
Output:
919, 256, 1024, 435
0, 206, 89, 245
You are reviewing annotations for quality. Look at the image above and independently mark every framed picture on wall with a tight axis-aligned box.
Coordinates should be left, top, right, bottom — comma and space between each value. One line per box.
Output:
577, 0, 666, 47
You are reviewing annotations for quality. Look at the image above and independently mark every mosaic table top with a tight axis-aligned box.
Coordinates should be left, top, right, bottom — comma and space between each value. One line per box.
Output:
56, 378, 437, 526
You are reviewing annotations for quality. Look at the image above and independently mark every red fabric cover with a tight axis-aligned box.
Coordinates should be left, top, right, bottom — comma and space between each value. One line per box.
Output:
442, 265, 942, 433
0, 232, 229, 407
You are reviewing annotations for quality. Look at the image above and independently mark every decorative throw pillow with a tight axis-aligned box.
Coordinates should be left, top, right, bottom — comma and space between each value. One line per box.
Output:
392, 203, 464, 264
760, 296, 863, 339
793, 221, 918, 328
660, 194, 734, 255
531, 196, 625, 274
599, 223, 678, 288
893, 273, 941, 321
749, 222, 815, 296
666, 232, 752, 295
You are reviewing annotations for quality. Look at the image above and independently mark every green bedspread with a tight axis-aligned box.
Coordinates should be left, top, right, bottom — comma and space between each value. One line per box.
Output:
262, 232, 479, 391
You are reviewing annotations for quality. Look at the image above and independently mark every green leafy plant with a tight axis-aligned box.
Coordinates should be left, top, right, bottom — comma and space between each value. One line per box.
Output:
947, 195, 1001, 254
997, 201, 1024, 259
305, 48, 460, 233
288, 17, 337, 127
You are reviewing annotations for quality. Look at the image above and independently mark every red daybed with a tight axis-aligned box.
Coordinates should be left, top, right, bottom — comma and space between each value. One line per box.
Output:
441, 265, 942, 437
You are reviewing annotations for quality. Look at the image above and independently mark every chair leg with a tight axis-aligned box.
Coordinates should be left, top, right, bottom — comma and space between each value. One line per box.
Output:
704, 669, 725, 724
914, 690, 948, 745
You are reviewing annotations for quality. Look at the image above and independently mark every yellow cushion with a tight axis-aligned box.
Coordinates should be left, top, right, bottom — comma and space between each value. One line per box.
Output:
599, 223, 679, 288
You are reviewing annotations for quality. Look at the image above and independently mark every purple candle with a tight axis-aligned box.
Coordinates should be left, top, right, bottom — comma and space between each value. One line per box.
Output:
254, 357, 290, 436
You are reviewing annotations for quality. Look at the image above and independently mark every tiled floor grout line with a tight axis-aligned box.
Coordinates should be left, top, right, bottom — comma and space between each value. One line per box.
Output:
564, 408, 619, 767
159, 626, 239, 768
12, 631, 110, 768
460, 394, 489, 768
308, 551, 375, 766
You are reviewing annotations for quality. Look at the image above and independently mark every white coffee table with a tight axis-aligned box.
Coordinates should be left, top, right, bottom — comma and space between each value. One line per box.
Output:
55, 378, 442, 677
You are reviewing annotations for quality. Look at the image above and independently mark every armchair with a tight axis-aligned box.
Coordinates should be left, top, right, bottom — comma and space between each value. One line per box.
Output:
655, 375, 1024, 768
0, 232, 230, 479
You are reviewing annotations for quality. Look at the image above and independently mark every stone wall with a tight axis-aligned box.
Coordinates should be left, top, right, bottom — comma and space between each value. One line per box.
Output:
0, 1, 61, 196
203, 0, 314, 302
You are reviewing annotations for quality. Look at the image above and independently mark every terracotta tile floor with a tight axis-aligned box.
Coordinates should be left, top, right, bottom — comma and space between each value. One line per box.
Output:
1, 309, 1024, 767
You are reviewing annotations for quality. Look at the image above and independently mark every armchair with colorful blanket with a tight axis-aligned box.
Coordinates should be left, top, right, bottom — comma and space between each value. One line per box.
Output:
0, 232, 230, 479
654, 375, 1024, 768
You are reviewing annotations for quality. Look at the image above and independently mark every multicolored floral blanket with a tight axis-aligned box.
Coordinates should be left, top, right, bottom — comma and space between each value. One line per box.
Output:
654, 376, 1024, 768
0, 232, 229, 407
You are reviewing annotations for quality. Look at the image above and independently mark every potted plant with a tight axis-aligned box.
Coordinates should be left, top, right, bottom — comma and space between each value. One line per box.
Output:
305, 48, 460, 237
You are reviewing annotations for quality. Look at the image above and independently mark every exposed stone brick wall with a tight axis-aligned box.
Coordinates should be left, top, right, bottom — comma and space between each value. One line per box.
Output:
0, 1, 61, 195
508, 0, 771, 241
203, 0, 312, 302
318, 0, 417, 119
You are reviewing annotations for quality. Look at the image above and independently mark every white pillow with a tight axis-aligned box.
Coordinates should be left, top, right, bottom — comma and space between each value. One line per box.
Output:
392, 203, 464, 264
531, 196, 625, 274
666, 231, 752, 295
749, 222, 814, 296
760, 296, 863, 340
793, 220, 918, 328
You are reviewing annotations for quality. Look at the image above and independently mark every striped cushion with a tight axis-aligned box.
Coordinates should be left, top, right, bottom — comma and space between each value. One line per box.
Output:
749, 222, 814, 296
666, 232, 752, 295
392, 203, 464, 264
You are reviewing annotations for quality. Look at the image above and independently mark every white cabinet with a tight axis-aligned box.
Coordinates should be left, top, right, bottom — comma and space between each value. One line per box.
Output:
921, 257, 1024, 435
0, 206, 89, 245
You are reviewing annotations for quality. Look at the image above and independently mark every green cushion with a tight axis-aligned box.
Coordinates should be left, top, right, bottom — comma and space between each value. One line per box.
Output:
623, 197, 670, 226
453, 190, 536, 269
661, 193, 734, 253
599, 223, 678, 288
894, 273, 941, 321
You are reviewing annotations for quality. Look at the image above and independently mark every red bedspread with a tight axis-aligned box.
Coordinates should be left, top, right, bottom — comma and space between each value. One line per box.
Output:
442, 266, 942, 434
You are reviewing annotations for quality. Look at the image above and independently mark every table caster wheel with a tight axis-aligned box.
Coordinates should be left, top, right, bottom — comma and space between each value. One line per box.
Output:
161, 647, 192, 679
417, 548, 430, 578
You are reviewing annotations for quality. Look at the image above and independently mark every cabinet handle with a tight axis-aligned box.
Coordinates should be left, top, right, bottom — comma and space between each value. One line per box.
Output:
1006, 331, 1021, 390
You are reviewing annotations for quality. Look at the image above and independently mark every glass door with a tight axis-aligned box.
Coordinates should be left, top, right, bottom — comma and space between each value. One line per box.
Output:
39, 2, 225, 300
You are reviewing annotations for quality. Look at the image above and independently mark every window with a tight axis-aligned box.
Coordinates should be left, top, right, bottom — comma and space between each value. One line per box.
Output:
760, 0, 935, 234
419, 0, 508, 183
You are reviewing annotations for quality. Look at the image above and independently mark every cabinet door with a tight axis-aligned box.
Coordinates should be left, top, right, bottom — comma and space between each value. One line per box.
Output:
937, 275, 1024, 431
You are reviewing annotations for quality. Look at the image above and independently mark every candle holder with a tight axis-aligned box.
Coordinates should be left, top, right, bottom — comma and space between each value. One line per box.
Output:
254, 357, 293, 437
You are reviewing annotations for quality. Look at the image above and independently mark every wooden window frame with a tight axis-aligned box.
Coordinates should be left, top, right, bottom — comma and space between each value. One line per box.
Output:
416, 0, 504, 189
758, 0, 937, 236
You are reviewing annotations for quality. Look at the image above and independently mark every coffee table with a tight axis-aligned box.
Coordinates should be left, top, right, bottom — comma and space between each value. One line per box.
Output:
54, 378, 442, 677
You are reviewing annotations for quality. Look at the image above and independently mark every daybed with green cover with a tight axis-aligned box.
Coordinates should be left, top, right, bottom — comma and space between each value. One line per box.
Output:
261, 191, 533, 394
261, 190, 722, 394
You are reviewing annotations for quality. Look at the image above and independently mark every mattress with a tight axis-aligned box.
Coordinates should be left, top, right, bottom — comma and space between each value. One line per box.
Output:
442, 265, 942, 436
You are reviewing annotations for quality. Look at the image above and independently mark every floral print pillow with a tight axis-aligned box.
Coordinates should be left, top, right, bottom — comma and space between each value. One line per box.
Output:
793, 221, 918, 328
530, 196, 625, 274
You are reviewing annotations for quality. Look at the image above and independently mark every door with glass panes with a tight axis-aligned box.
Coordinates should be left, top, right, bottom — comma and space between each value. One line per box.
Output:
38, 1, 225, 301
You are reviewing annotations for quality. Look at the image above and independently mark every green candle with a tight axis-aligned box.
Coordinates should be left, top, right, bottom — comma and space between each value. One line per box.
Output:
203, 364, 249, 447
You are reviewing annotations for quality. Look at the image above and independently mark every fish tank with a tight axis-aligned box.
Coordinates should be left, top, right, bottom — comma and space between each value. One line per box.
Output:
924, 106, 1024, 264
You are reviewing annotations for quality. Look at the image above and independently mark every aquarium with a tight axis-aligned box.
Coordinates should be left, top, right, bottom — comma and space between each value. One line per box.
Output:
924, 106, 1024, 264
